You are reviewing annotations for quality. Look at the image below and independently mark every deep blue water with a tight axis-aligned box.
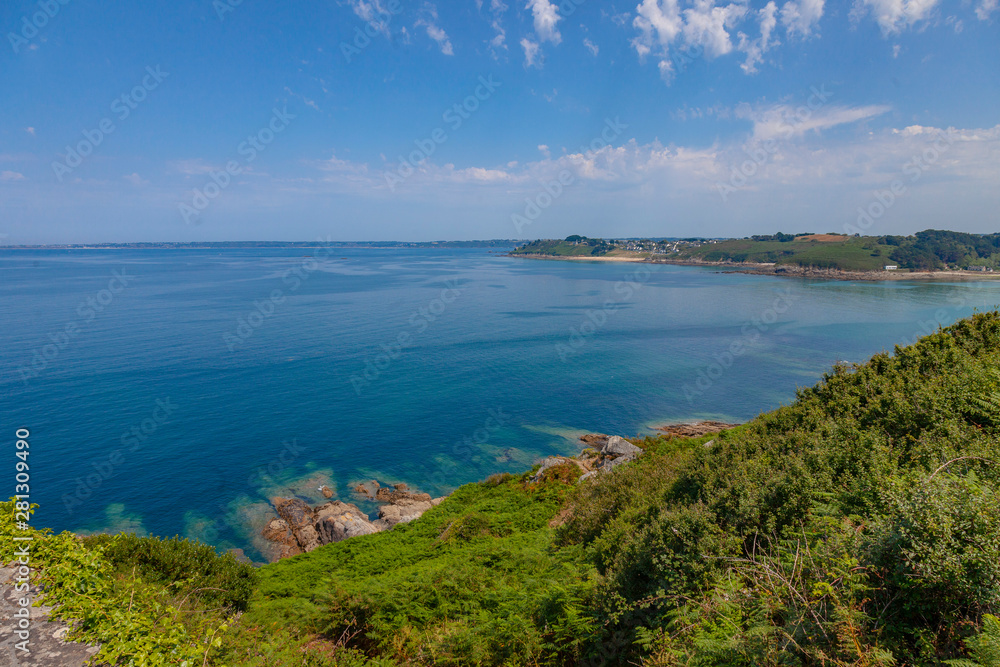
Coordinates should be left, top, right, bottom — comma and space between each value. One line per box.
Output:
2, 247, 999, 560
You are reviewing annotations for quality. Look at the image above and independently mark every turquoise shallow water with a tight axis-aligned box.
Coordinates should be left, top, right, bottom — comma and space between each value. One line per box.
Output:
2, 247, 999, 559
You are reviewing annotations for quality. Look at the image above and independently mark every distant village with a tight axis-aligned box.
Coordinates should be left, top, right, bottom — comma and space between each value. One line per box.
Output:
562, 235, 719, 255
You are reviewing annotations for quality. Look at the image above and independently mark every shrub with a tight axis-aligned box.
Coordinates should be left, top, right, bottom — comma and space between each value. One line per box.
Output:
83, 532, 258, 611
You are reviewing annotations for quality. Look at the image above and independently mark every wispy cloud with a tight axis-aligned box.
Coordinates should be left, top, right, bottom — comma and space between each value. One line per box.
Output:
850, 0, 940, 35
742, 103, 891, 141
521, 37, 540, 67
780, 0, 825, 37
416, 3, 454, 55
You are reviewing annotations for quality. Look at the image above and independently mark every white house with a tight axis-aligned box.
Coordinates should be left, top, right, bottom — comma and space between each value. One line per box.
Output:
884, 265, 898, 270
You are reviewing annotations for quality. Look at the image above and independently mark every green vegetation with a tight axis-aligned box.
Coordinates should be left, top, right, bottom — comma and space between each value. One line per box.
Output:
511, 236, 615, 257
7, 311, 1000, 664
0, 510, 256, 665
513, 230, 1000, 272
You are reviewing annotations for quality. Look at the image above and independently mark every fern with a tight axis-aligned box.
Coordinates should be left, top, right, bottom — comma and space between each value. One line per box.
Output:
946, 614, 1000, 667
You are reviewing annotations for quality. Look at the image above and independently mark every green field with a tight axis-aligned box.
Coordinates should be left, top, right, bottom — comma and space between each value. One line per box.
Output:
683, 236, 895, 271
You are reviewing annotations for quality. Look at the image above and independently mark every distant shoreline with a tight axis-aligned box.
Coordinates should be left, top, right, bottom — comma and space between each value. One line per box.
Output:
507, 253, 1000, 282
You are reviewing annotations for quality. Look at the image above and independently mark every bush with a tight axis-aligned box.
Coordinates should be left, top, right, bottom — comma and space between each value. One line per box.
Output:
83, 532, 258, 611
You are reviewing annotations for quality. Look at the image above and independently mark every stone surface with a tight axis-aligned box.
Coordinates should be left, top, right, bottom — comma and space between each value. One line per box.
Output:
262, 485, 446, 561
0, 566, 100, 667
314, 502, 380, 543
601, 436, 643, 458
375, 488, 432, 504
530, 456, 571, 483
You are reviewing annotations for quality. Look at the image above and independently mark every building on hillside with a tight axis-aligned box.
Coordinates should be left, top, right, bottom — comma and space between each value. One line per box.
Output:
884, 265, 898, 270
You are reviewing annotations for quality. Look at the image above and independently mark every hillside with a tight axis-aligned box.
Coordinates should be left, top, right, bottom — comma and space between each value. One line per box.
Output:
512, 230, 1000, 273
6, 312, 1000, 665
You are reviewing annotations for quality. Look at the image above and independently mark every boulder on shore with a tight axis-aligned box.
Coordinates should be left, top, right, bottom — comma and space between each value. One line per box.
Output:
263, 484, 446, 560
268, 497, 380, 556
602, 435, 642, 458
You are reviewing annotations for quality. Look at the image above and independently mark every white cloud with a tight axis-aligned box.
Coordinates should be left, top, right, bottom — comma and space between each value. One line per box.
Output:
976, 0, 998, 20
538, 144, 551, 158
0, 170, 25, 181
851, 0, 940, 35
780, 0, 824, 37
490, 20, 507, 53
346, 0, 394, 38
738, 1, 778, 74
419, 20, 454, 54
521, 37, 540, 66
416, 3, 454, 55
123, 173, 149, 186
681, 0, 746, 58
583, 37, 599, 55
170, 159, 218, 176
743, 103, 891, 141
633, 0, 683, 52
24, 127, 35, 136
527, 0, 562, 43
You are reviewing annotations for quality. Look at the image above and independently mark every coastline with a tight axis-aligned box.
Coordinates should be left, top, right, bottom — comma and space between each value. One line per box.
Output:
508, 253, 1000, 282
258, 421, 738, 561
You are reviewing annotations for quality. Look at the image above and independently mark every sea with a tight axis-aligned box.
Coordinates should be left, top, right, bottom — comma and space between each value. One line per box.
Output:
2, 246, 998, 561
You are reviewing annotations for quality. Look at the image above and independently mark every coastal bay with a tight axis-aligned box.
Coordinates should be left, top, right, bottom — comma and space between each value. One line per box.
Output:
3, 246, 1000, 562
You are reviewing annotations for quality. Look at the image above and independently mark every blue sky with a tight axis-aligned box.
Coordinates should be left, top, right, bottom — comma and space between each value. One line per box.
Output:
1, 0, 998, 243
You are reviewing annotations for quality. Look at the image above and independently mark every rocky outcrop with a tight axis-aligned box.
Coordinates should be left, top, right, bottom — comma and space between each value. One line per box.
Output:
264, 497, 380, 558
375, 496, 445, 530
262, 485, 447, 560
576, 435, 645, 482
315, 502, 381, 543
655, 421, 738, 438
603, 435, 643, 458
